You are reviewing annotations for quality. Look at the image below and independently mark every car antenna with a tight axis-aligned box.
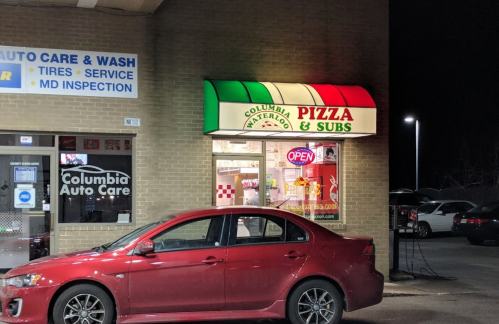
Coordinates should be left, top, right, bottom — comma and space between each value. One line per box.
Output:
276, 198, 291, 209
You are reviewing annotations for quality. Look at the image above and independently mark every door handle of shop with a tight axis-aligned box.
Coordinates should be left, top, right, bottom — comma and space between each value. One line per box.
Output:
51, 213, 55, 231
202, 257, 223, 264
284, 251, 305, 259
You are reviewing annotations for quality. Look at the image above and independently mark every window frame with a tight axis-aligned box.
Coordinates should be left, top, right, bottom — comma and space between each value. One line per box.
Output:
151, 215, 228, 253
228, 213, 308, 246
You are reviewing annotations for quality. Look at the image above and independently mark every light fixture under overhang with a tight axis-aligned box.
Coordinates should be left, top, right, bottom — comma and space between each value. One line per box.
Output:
77, 0, 98, 8
241, 131, 280, 136
209, 130, 372, 139
269, 132, 306, 137
209, 130, 247, 136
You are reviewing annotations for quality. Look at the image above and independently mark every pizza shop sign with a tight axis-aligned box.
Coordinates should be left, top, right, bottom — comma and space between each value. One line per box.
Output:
218, 102, 376, 135
59, 165, 130, 196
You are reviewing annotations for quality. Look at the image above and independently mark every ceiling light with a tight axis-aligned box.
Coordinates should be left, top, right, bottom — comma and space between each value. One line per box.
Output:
77, 0, 98, 8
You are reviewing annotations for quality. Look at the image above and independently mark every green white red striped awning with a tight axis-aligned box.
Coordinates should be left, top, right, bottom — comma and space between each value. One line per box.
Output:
204, 80, 376, 138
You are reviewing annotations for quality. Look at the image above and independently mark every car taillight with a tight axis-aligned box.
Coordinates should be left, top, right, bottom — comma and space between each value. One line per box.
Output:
454, 217, 490, 224
468, 218, 489, 224
362, 242, 375, 255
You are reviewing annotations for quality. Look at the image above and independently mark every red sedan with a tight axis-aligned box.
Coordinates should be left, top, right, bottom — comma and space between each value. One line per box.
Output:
0, 206, 383, 324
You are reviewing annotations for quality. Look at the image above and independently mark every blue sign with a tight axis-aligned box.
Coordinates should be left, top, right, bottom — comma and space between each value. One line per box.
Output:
19, 191, 31, 202
0, 46, 138, 98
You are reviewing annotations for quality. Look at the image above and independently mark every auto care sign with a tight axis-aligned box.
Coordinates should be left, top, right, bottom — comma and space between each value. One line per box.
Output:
0, 46, 137, 98
59, 165, 131, 197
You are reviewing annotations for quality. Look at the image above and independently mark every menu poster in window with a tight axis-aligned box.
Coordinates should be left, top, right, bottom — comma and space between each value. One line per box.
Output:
14, 167, 37, 182
84, 139, 100, 150
59, 136, 76, 151
105, 140, 120, 150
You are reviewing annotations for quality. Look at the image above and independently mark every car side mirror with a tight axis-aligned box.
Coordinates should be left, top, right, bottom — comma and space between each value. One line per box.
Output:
435, 210, 444, 215
135, 239, 155, 255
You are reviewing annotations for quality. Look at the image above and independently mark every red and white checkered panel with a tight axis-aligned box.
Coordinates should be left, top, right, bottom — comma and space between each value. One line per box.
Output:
218, 184, 235, 198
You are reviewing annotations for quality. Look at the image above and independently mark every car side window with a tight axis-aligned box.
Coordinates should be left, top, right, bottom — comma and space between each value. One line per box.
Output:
233, 214, 308, 245
286, 221, 307, 242
440, 203, 454, 213
152, 216, 225, 252
236, 215, 283, 244
455, 202, 473, 212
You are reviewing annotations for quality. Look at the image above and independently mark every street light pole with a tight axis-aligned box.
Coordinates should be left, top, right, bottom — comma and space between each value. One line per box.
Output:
415, 119, 419, 191
404, 117, 419, 191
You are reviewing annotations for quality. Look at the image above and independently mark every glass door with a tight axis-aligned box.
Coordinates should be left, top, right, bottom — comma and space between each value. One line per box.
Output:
213, 156, 264, 206
0, 151, 56, 270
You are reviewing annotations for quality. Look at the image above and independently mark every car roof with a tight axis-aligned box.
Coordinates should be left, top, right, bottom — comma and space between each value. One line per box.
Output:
172, 205, 288, 216
168, 205, 334, 234
424, 200, 476, 204
169, 205, 313, 223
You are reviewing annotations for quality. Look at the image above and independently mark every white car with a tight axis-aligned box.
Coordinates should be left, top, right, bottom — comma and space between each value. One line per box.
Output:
409, 200, 476, 238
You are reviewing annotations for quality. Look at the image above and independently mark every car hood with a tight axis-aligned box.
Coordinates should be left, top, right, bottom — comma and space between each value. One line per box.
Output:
5, 250, 110, 277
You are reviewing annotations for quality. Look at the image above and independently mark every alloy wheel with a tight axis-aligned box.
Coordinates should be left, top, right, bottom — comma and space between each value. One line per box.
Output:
62, 293, 106, 324
297, 287, 336, 324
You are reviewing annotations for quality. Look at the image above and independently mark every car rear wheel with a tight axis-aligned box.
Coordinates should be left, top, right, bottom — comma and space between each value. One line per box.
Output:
416, 222, 432, 239
467, 236, 484, 245
288, 279, 343, 324
53, 284, 114, 324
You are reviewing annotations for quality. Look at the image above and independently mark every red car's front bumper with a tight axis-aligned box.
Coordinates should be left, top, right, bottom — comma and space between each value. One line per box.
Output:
0, 284, 54, 324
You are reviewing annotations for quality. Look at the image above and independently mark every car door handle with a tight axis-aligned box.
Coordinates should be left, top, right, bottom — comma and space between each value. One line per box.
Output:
202, 257, 224, 264
284, 251, 305, 259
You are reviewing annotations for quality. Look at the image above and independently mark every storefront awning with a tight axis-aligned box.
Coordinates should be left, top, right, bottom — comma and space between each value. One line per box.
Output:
204, 80, 376, 138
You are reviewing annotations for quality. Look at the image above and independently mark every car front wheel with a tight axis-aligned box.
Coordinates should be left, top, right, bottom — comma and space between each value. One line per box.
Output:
288, 279, 343, 324
416, 222, 432, 239
53, 284, 114, 324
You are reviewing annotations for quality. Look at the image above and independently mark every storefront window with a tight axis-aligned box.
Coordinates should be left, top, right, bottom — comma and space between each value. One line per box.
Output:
212, 140, 340, 221
265, 142, 340, 221
58, 136, 133, 224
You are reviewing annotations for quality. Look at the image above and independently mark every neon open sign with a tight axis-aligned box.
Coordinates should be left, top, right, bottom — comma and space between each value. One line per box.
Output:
287, 147, 315, 165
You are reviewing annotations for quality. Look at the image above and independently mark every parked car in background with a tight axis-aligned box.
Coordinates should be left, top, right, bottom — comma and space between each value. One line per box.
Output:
408, 200, 476, 239
452, 201, 499, 245
0, 206, 383, 324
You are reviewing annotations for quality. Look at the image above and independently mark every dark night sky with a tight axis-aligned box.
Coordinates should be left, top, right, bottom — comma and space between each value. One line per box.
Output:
389, 1, 499, 190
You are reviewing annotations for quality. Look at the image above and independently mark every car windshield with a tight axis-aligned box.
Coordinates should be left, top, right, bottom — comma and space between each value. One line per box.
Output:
418, 202, 440, 214
103, 215, 177, 251
469, 202, 499, 213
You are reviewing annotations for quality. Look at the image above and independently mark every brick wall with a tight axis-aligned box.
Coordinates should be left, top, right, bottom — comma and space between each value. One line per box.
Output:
0, 0, 389, 277
0, 6, 156, 251
153, 0, 389, 276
